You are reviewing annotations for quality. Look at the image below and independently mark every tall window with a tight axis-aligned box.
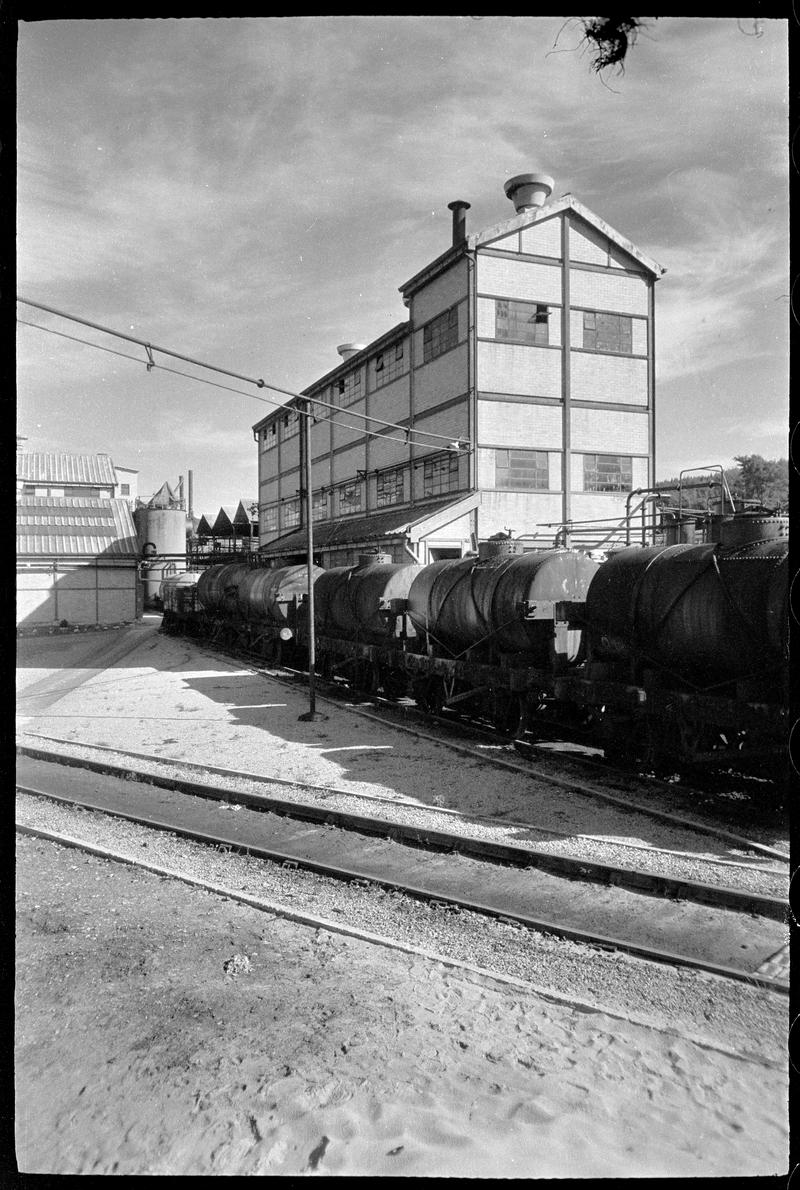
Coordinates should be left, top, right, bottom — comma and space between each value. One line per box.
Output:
281, 498, 300, 528
423, 306, 458, 363
423, 453, 459, 497
376, 466, 405, 508
261, 505, 279, 532
495, 449, 549, 491
312, 492, 328, 521
582, 311, 632, 354
336, 368, 363, 407
120, 484, 130, 496
282, 410, 300, 441
583, 454, 633, 492
495, 299, 550, 346
338, 481, 362, 515
373, 341, 406, 388
262, 422, 278, 450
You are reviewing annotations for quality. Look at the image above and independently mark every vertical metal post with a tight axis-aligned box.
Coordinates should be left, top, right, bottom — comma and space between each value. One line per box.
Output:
298, 396, 325, 722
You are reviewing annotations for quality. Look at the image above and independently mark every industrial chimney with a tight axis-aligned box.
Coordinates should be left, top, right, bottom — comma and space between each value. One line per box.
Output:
337, 343, 366, 361
187, 469, 194, 521
504, 173, 554, 213
447, 200, 471, 246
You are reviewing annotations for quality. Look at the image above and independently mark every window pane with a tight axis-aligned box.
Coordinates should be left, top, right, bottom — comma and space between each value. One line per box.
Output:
495, 299, 550, 346
583, 454, 633, 491
495, 448, 549, 490
376, 466, 405, 507
582, 311, 632, 354
422, 453, 459, 497
423, 307, 459, 363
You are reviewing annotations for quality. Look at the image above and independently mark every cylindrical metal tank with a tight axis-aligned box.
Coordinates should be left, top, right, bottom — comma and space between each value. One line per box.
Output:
134, 506, 187, 604
585, 539, 789, 684
407, 549, 599, 662
314, 558, 421, 643
160, 570, 204, 614
237, 564, 323, 625
196, 562, 251, 617
708, 513, 789, 549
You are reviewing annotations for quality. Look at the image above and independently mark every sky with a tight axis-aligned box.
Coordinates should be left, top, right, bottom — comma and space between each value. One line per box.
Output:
16, 16, 789, 514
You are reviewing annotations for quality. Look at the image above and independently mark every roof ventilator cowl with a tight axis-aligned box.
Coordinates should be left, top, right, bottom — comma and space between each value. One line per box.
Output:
504, 173, 554, 213
337, 343, 366, 361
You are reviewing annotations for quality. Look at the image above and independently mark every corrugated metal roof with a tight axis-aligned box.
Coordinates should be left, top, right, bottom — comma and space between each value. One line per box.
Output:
16, 496, 139, 558
259, 496, 467, 557
16, 451, 117, 486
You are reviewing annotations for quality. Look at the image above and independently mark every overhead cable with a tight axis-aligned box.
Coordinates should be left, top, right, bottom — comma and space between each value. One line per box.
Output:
17, 317, 462, 459
16, 297, 471, 453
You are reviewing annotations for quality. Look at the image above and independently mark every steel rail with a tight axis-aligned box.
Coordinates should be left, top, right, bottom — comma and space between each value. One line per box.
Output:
235, 658, 790, 864
16, 793, 788, 995
16, 734, 782, 876
14, 763, 788, 920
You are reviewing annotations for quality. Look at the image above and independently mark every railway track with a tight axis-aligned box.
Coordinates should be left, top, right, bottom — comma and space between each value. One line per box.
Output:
199, 646, 789, 863
16, 750, 789, 993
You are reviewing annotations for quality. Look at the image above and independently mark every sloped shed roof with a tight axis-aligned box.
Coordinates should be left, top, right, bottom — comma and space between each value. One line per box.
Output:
16, 496, 139, 558
16, 451, 117, 486
259, 495, 475, 557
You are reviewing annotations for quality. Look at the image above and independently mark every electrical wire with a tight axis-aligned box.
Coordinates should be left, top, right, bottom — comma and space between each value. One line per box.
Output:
16, 297, 471, 453
17, 316, 466, 458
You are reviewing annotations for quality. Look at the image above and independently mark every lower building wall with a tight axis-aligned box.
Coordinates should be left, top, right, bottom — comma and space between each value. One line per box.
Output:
17, 561, 141, 627
476, 492, 565, 543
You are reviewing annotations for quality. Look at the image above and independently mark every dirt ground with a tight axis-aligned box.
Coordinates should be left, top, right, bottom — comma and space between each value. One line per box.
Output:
15, 834, 788, 1178
15, 624, 790, 1176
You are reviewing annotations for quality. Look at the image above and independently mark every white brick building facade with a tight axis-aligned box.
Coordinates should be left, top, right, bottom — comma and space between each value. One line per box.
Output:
254, 184, 663, 564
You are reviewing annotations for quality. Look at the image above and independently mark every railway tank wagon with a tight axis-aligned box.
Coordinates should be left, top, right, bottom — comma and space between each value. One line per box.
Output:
558, 515, 789, 767
313, 553, 422, 693
403, 540, 600, 732
236, 563, 324, 661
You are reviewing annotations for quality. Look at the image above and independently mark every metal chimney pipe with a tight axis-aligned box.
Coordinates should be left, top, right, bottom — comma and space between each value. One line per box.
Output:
188, 470, 194, 520
178, 474, 184, 510
447, 200, 471, 246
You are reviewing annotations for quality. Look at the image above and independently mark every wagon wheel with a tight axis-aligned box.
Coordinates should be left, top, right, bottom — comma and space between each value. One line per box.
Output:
381, 666, 409, 700
351, 659, 373, 694
491, 690, 523, 738
423, 676, 447, 716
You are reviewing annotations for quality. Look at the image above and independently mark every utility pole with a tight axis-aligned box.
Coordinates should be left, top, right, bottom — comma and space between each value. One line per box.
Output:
298, 396, 326, 723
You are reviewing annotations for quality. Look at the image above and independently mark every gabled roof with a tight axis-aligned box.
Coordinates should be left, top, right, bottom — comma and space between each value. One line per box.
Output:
16, 451, 117, 486
211, 506, 237, 535
469, 195, 666, 277
196, 514, 214, 536
399, 195, 665, 300
234, 499, 258, 525
16, 496, 139, 558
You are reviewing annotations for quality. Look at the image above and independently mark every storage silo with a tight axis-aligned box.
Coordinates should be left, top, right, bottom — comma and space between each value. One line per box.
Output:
133, 505, 187, 607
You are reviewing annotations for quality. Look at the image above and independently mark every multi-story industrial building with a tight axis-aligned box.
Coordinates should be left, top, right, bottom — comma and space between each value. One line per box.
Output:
254, 173, 665, 567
